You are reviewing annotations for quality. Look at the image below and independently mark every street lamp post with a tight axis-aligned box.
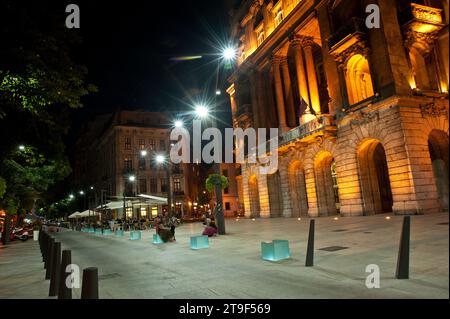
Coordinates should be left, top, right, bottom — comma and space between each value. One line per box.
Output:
209, 47, 236, 235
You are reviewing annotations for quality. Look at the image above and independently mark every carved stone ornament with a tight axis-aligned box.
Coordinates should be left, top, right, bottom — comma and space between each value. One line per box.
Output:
350, 110, 380, 127
420, 102, 448, 118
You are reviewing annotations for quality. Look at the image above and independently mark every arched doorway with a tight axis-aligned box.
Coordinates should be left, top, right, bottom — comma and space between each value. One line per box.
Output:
314, 152, 340, 216
357, 140, 393, 215
428, 130, 449, 211
248, 175, 260, 218
288, 161, 308, 217
267, 171, 284, 217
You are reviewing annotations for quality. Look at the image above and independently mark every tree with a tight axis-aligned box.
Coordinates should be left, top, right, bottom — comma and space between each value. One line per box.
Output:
0, 1, 96, 244
0, 146, 71, 244
205, 173, 229, 235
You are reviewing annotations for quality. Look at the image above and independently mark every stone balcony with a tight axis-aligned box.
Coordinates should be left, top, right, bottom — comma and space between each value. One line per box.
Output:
279, 114, 336, 147
399, 2, 444, 34
328, 17, 366, 55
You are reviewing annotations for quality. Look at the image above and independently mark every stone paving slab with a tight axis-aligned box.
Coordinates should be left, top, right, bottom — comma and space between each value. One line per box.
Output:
0, 213, 448, 299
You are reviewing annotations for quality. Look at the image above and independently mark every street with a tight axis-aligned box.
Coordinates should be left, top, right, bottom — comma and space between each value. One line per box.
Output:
0, 213, 448, 299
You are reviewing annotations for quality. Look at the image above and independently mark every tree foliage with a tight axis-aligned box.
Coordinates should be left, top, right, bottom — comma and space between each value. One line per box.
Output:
205, 174, 229, 193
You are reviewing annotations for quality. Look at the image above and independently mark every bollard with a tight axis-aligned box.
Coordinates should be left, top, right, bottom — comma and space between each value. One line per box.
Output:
45, 238, 55, 277
42, 232, 48, 263
81, 267, 99, 299
396, 216, 410, 279
44, 233, 51, 266
49, 242, 61, 296
58, 250, 72, 299
305, 219, 315, 267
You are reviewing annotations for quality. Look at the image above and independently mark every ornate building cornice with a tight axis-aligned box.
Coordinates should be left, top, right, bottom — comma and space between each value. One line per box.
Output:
349, 110, 380, 127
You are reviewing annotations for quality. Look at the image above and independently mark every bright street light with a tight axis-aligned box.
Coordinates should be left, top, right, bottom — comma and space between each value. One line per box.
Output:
195, 104, 209, 118
174, 120, 183, 128
79, 190, 85, 195
128, 175, 136, 182
215, 90, 221, 95
222, 47, 236, 61
155, 154, 166, 164
69, 194, 75, 200
90, 186, 94, 190
18, 145, 25, 151
140, 150, 148, 157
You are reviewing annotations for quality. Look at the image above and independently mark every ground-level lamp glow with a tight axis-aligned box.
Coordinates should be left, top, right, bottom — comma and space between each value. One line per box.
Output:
18, 145, 25, 151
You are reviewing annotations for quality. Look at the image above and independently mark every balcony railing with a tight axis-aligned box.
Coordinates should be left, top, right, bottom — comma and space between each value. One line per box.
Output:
328, 17, 366, 50
279, 115, 334, 147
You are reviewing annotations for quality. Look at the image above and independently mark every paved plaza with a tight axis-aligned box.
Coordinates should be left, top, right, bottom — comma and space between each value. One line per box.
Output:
0, 213, 448, 299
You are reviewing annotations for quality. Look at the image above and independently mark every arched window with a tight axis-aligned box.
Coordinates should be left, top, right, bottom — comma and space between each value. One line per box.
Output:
345, 54, 375, 105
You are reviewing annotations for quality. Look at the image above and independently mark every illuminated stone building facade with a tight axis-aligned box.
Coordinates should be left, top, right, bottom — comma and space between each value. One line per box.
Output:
74, 111, 193, 218
227, 0, 449, 218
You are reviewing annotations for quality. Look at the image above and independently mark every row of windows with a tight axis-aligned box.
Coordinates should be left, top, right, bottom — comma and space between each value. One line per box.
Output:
124, 137, 166, 151
126, 178, 182, 194
123, 159, 182, 172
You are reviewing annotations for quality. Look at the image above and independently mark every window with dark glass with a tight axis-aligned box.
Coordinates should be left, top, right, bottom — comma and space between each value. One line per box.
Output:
149, 139, 155, 150
139, 179, 147, 194
160, 139, 166, 151
124, 159, 133, 171
225, 202, 231, 211
173, 178, 181, 192
150, 178, 158, 193
138, 139, 145, 150
160, 178, 168, 193
125, 137, 132, 150
139, 157, 146, 170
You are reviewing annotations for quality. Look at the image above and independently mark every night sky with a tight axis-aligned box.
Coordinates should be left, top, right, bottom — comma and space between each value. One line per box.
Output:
71, 0, 238, 133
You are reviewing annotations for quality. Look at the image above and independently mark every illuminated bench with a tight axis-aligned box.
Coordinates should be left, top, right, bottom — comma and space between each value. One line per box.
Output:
190, 235, 209, 250
81, 228, 88, 233
261, 240, 290, 261
95, 229, 102, 235
115, 230, 124, 237
103, 229, 112, 236
153, 234, 164, 244
88, 228, 95, 233
129, 231, 141, 241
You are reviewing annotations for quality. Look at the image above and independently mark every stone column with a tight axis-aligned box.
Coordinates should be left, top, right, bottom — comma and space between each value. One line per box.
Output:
291, 37, 313, 124
272, 56, 289, 132
302, 37, 321, 115
278, 161, 293, 217
257, 172, 271, 218
280, 57, 296, 128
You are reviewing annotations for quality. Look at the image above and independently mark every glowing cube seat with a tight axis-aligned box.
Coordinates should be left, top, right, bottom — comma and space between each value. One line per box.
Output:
88, 228, 95, 233
103, 229, 112, 236
115, 230, 124, 237
129, 231, 141, 241
190, 235, 209, 250
95, 229, 102, 235
153, 234, 164, 244
261, 240, 290, 261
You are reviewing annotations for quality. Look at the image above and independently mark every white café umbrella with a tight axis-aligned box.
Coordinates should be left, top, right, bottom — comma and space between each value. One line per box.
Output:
68, 211, 81, 219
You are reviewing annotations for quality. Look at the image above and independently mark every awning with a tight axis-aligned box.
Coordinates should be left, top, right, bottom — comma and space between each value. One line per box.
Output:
68, 211, 81, 219
78, 210, 99, 218
137, 194, 168, 204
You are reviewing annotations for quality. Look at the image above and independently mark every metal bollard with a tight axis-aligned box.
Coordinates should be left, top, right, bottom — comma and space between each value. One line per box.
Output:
49, 242, 61, 296
45, 238, 55, 279
305, 219, 315, 267
58, 250, 72, 299
396, 216, 410, 279
81, 267, 99, 299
